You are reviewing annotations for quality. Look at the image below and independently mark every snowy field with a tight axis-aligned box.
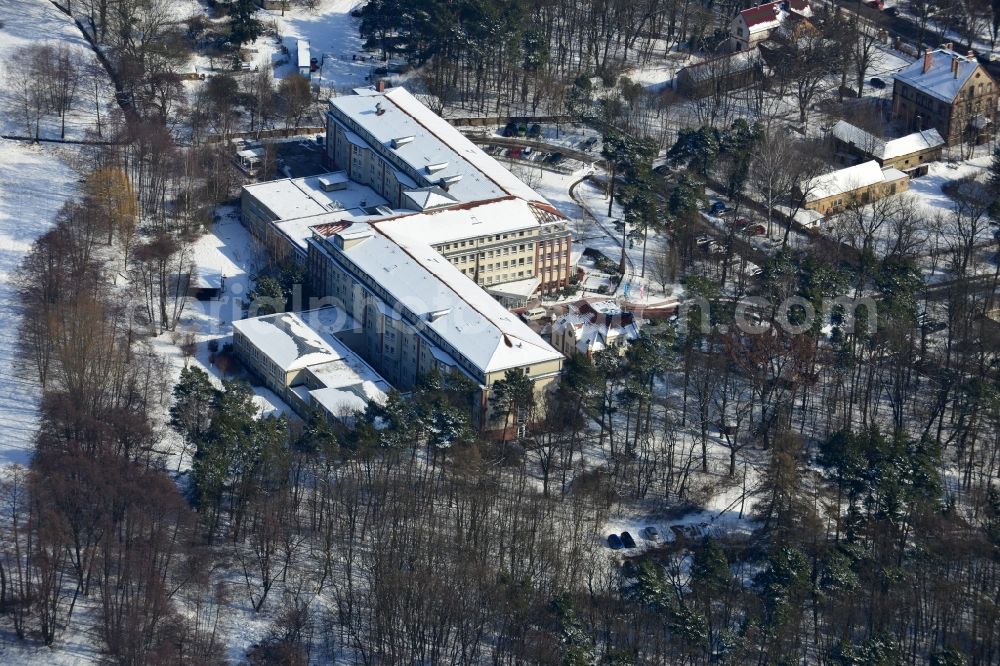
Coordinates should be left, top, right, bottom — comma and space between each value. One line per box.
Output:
0, 142, 78, 463
0, 0, 114, 140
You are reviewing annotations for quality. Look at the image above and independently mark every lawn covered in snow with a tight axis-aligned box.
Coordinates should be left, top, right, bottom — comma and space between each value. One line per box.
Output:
0, 141, 79, 465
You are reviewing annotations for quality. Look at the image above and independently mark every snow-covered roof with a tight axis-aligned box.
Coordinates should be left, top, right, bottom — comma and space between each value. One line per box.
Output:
243, 173, 388, 221
894, 48, 984, 103
234, 308, 391, 417
552, 307, 640, 356
803, 160, 907, 202
310, 382, 386, 418
739, 2, 782, 32
372, 196, 565, 248
193, 269, 224, 290
233, 310, 358, 373
832, 121, 945, 161
327, 87, 547, 204
297, 39, 310, 69
274, 210, 379, 254
312, 223, 563, 377
487, 275, 540, 298
402, 186, 458, 211
679, 49, 761, 83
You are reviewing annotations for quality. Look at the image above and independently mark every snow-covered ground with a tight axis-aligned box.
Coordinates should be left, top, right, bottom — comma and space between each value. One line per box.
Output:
0, 141, 79, 463
0, 0, 115, 140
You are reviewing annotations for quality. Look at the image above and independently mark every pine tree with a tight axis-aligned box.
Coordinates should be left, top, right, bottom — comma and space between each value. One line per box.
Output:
170, 366, 218, 471
230, 0, 264, 47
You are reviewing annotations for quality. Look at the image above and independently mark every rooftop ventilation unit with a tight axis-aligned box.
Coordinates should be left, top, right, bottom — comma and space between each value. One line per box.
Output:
425, 162, 448, 173
318, 174, 348, 191
438, 174, 463, 186
391, 136, 414, 148
375, 102, 385, 116
426, 309, 451, 322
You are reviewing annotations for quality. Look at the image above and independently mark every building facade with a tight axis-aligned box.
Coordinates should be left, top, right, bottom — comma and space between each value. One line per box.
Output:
892, 47, 998, 146
306, 222, 564, 428
800, 160, 909, 216
831, 120, 944, 175
324, 87, 573, 292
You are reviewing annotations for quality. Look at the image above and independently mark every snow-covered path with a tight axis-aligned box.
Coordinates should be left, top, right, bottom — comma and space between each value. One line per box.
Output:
0, 141, 78, 465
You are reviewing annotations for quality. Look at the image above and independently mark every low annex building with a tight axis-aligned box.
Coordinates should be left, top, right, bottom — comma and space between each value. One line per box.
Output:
232, 308, 391, 423
799, 160, 909, 216
675, 49, 765, 99
831, 120, 944, 175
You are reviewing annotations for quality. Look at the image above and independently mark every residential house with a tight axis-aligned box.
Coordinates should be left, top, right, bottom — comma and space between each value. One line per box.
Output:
831, 120, 944, 175
729, 0, 812, 51
799, 160, 909, 216
892, 46, 998, 145
676, 49, 765, 98
550, 300, 640, 358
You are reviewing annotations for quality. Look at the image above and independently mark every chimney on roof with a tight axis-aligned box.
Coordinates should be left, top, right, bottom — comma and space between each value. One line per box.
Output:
375, 78, 387, 92
375, 102, 385, 116
968, 49, 976, 59
953, 57, 959, 78
923, 49, 933, 74
943, 42, 953, 51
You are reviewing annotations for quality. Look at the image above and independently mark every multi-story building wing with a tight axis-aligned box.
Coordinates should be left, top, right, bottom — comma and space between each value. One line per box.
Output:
324, 86, 573, 293
307, 221, 564, 427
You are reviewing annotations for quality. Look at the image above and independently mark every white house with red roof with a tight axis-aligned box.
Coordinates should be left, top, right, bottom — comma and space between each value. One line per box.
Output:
729, 0, 812, 51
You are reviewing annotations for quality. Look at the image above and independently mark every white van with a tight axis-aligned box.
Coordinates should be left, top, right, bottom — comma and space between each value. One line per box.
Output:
524, 307, 547, 320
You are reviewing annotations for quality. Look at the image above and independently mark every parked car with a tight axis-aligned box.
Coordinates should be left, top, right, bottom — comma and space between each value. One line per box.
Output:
620, 531, 637, 548
709, 200, 727, 215
528, 123, 541, 138
884, 5, 898, 15
921, 320, 947, 333
642, 526, 661, 542
608, 534, 624, 549
581, 136, 598, 151
695, 235, 712, 246
501, 121, 518, 137
870, 77, 887, 89
545, 152, 564, 164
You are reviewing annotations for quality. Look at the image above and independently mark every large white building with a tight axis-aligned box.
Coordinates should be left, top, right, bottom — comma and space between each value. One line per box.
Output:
240, 86, 574, 298
237, 86, 569, 431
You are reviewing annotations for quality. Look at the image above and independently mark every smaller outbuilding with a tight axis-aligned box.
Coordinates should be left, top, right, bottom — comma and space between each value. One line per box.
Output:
831, 120, 944, 175
799, 160, 909, 216
675, 49, 765, 99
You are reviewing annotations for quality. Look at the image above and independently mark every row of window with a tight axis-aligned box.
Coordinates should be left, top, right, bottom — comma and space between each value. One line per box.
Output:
442, 231, 531, 250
